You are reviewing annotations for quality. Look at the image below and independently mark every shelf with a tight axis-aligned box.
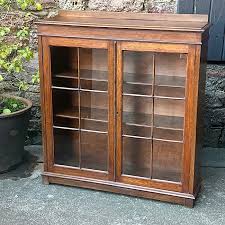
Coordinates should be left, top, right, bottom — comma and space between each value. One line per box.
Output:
53, 70, 185, 87
123, 124, 183, 142
123, 111, 152, 126
53, 125, 107, 134
123, 72, 185, 98
154, 86, 185, 98
124, 72, 185, 88
52, 71, 185, 97
53, 70, 108, 91
53, 69, 108, 81
52, 86, 107, 93
53, 71, 78, 79
123, 112, 184, 129
155, 114, 184, 130
123, 82, 152, 96
52, 86, 78, 91
54, 108, 183, 135
123, 93, 185, 100
80, 69, 108, 81
54, 107, 108, 122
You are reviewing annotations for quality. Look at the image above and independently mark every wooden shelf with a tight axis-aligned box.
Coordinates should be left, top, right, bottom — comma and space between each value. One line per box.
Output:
53, 69, 108, 81
53, 71, 78, 79
80, 69, 108, 81
124, 72, 186, 88
55, 107, 108, 122
123, 112, 184, 129
52, 86, 78, 91
53, 70, 185, 88
54, 109, 183, 141
53, 70, 108, 91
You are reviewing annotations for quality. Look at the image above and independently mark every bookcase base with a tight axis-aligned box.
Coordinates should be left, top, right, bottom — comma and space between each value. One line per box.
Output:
42, 172, 199, 208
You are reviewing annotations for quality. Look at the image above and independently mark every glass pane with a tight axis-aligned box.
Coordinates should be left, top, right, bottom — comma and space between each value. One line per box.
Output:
52, 89, 79, 129
122, 51, 153, 177
51, 46, 109, 172
51, 46, 78, 88
123, 51, 153, 95
79, 48, 109, 171
123, 51, 153, 82
54, 128, 79, 167
152, 53, 187, 182
81, 120, 108, 132
80, 48, 108, 91
124, 83, 152, 95
155, 53, 186, 87
81, 131, 108, 171
123, 95, 153, 137
154, 98, 185, 118
80, 91, 108, 121
152, 140, 183, 182
123, 137, 151, 177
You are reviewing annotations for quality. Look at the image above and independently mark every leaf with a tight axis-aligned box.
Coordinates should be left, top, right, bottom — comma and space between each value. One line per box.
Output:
2, 108, 11, 114
0, 75, 3, 81
35, 3, 42, 11
0, 30, 5, 37
21, 2, 28, 10
32, 71, 40, 84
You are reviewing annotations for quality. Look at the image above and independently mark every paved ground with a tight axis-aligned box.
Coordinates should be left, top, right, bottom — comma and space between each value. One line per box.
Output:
0, 146, 225, 225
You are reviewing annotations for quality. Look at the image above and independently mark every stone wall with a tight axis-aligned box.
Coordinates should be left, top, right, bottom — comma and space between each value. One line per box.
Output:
205, 64, 225, 147
1, 0, 225, 147
60, 0, 177, 12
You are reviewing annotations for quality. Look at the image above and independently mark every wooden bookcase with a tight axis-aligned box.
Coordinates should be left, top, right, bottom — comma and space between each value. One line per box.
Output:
37, 10, 209, 207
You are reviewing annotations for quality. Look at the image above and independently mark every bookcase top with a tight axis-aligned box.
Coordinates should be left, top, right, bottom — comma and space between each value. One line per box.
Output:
37, 10, 209, 32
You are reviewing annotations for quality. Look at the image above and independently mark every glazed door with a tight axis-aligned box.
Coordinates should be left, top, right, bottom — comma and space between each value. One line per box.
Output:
116, 42, 192, 192
42, 37, 115, 180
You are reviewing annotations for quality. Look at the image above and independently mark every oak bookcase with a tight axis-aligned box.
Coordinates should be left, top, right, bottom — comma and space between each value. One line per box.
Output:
37, 10, 209, 207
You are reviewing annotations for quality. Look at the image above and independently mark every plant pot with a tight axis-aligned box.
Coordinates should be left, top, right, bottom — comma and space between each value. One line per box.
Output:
0, 95, 32, 173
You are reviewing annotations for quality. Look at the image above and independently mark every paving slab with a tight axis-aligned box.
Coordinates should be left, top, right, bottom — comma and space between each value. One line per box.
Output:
0, 146, 224, 225
201, 147, 225, 167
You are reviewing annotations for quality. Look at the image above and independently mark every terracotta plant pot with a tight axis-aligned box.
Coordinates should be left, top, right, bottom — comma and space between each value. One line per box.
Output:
0, 95, 32, 173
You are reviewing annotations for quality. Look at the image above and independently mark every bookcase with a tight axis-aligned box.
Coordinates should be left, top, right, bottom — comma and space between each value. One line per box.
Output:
37, 10, 209, 207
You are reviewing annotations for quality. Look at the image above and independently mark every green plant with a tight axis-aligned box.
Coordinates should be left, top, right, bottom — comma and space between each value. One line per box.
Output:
0, 0, 42, 113
0, 97, 25, 114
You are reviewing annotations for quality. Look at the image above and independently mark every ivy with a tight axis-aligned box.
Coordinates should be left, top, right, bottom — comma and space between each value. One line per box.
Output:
0, 0, 43, 113
0, 0, 42, 96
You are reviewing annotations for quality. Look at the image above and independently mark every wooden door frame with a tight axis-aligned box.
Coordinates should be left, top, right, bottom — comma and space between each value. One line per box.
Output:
115, 41, 192, 192
41, 36, 115, 181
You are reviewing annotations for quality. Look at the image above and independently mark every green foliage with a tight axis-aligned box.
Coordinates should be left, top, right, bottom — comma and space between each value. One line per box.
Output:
16, 0, 43, 11
0, 0, 43, 96
18, 80, 29, 91
0, 97, 25, 115
0, 0, 8, 7
0, 27, 10, 37
32, 71, 40, 84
